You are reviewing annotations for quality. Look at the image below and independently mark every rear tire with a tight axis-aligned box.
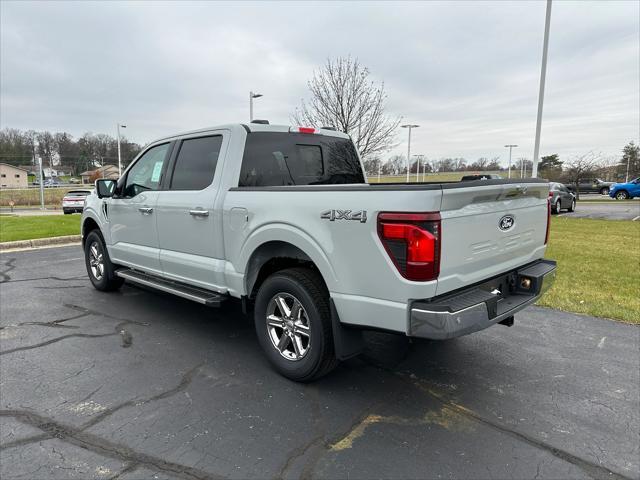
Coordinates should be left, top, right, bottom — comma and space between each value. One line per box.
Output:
254, 268, 337, 382
84, 230, 124, 291
600, 187, 610, 195
615, 191, 629, 200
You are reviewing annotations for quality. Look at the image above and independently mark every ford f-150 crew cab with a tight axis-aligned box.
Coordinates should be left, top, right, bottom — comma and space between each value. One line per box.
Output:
81, 123, 556, 381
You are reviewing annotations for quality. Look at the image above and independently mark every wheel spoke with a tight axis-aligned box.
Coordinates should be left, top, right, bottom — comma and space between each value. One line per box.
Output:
277, 333, 290, 352
290, 300, 302, 321
292, 335, 303, 358
267, 314, 283, 328
275, 295, 291, 318
295, 322, 310, 337
90, 245, 99, 258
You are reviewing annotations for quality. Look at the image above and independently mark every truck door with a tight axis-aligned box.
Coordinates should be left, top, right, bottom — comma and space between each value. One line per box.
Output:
155, 132, 228, 291
107, 142, 172, 274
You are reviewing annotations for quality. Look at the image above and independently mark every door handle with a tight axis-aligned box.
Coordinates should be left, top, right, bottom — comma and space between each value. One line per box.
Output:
189, 209, 209, 217
138, 207, 153, 215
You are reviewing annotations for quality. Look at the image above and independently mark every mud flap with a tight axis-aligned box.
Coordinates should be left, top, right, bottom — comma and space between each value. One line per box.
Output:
330, 299, 365, 360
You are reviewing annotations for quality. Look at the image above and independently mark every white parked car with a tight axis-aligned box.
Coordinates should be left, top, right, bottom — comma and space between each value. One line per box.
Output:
81, 123, 556, 381
62, 189, 92, 214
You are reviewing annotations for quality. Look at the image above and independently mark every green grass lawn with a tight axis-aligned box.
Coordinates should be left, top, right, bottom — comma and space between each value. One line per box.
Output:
539, 217, 640, 323
0, 215, 81, 242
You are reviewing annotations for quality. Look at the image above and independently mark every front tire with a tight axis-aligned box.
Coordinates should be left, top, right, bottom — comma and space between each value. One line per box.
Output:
615, 191, 629, 200
254, 268, 337, 382
568, 198, 576, 212
84, 230, 124, 291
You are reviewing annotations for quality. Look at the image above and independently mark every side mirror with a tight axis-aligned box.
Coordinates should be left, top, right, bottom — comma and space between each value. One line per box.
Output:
95, 179, 117, 198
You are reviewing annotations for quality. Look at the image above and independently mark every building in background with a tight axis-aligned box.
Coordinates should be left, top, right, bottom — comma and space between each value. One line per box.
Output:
0, 163, 29, 188
80, 165, 119, 184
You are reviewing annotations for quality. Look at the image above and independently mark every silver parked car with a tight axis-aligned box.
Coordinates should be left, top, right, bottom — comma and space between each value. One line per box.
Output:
549, 182, 576, 214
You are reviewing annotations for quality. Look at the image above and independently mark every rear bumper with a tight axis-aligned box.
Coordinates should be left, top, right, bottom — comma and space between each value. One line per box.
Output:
409, 259, 556, 340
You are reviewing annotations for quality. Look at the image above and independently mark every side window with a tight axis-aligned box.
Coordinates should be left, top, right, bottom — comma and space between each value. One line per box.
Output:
123, 143, 170, 197
170, 136, 223, 191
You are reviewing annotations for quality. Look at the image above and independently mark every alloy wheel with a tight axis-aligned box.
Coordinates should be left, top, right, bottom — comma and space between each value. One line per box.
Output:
266, 293, 311, 361
89, 241, 104, 281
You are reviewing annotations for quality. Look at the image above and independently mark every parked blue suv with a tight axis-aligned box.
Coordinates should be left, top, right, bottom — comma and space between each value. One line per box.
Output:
609, 177, 640, 200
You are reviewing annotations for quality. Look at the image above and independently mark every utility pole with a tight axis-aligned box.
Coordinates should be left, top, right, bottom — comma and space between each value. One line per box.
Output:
38, 155, 45, 210
377, 159, 381, 183
413, 154, 424, 183
401, 124, 419, 182
505, 144, 518, 178
532, 0, 552, 178
117, 123, 126, 176
249, 91, 263, 121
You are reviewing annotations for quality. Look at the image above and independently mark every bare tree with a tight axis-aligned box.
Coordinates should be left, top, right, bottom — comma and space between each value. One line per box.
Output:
564, 151, 603, 199
292, 56, 400, 159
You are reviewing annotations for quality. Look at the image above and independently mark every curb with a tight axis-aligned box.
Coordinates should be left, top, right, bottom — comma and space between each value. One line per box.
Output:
0, 234, 81, 252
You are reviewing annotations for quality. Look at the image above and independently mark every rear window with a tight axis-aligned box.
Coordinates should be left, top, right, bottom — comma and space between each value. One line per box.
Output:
239, 132, 364, 187
67, 190, 91, 196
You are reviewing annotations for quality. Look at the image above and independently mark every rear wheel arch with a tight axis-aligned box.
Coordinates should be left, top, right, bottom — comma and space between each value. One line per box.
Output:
246, 241, 327, 299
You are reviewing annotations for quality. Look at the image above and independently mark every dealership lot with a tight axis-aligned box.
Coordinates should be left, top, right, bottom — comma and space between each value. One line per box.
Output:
1, 246, 638, 480
563, 200, 640, 220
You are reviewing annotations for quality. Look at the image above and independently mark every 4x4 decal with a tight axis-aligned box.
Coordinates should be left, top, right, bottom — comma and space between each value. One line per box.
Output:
320, 210, 367, 223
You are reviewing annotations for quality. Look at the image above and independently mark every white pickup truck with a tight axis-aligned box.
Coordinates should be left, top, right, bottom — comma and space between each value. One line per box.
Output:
82, 123, 556, 381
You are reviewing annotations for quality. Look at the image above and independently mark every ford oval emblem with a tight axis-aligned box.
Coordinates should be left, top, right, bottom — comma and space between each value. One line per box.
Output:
499, 215, 515, 231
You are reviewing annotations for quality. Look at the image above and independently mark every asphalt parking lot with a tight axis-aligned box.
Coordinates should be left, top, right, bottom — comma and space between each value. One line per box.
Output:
1, 246, 638, 480
566, 199, 640, 221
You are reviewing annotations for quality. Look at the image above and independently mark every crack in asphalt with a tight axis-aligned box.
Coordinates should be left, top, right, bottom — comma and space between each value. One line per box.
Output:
0, 257, 16, 282
0, 274, 86, 284
81, 363, 204, 429
0, 311, 90, 331
276, 386, 326, 480
0, 363, 220, 480
0, 409, 224, 480
389, 367, 633, 480
0, 332, 119, 356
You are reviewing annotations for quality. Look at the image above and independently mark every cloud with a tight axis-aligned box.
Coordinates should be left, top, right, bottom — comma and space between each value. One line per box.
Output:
1, 0, 638, 163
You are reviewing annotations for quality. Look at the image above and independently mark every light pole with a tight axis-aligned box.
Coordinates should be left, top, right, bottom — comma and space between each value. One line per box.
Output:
249, 91, 263, 121
402, 124, 419, 182
413, 154, 424, 183
505, 144, 518, 178
117, 123, 126, 176
532, 0, 552, 178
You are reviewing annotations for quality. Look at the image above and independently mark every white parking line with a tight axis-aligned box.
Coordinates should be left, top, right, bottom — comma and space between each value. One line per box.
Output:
633, 216, 640, 221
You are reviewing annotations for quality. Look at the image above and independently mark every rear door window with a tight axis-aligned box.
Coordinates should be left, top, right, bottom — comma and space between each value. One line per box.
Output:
170, 135, 223, 191
239, 132, 364, 187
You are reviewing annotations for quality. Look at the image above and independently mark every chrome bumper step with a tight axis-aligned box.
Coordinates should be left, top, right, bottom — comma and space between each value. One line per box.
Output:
116, 269, 226, 307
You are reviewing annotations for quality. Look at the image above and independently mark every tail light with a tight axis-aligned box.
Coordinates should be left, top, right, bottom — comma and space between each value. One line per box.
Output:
545, 196, 551, 244
292, 126, 315, 134
377, 212, 441, 281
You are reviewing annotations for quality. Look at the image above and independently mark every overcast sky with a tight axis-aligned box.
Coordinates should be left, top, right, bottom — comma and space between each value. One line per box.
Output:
1, 1, 638, 164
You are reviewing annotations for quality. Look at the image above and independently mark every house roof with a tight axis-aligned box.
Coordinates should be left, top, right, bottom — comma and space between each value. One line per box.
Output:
0, 163, 29, 173
80, 165, 119, 176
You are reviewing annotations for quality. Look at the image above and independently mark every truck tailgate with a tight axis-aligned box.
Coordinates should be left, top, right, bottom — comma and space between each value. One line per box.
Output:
436, 181, 549, 295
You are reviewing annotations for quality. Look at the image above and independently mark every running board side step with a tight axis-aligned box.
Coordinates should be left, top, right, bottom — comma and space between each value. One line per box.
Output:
116, 269, 226, 307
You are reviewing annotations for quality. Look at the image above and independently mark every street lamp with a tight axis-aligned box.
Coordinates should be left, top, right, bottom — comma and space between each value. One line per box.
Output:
117, 123, 127, 176
532, 0, 552, 178
504, 144, 518, 179
402, 124, 419, 182
413, 154, 424, 183
249, 91, 263, 121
